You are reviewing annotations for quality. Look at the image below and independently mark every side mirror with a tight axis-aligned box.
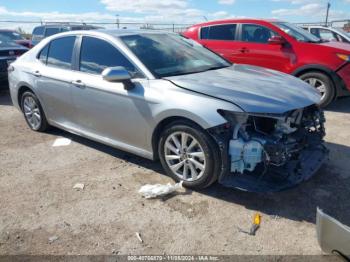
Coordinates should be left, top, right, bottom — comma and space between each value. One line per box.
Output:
102, 66, 134, 90
268, 35, 286, 45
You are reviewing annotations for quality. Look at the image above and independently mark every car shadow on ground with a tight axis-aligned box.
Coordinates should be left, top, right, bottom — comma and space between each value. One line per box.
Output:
1, 91, 350, 225
326, 96, 350, 113
47, 127, 350, 225
0, 90, 13, 106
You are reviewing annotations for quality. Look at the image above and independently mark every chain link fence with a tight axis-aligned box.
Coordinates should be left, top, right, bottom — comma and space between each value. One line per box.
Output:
1, 19, 349, 35
0, 20, 193, 35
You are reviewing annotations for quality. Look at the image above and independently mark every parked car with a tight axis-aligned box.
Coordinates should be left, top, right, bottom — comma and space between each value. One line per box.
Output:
303, 26, 350, 44
0, 29, 32, 48
8, 30, 328, 191
317, 208, 350, 259
31, 23, 102, 46
0, 35, 28, 88
183, 19, 350, 107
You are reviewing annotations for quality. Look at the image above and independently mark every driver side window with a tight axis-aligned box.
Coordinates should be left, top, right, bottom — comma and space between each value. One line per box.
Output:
241, 24, 277, 44
79, 36, 143, 77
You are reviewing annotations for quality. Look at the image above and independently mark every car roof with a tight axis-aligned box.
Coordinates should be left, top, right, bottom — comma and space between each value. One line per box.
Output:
189, 18, 283, 27
0, 29, 17, 32
50, 29, 175, 38
34, 24, 99, 28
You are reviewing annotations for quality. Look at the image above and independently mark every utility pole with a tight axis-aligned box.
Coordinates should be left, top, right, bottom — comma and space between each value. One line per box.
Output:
325, 2, 331, 27
116, 14, 120, 29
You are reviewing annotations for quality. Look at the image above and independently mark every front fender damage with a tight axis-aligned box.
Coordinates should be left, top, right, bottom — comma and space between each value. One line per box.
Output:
208, 105, 329, 192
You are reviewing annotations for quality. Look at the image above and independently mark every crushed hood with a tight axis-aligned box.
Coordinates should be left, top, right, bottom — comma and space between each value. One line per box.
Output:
165, 64, 321, 114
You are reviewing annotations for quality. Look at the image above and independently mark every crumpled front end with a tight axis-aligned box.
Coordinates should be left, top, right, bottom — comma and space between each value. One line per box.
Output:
209, 105, 329, 192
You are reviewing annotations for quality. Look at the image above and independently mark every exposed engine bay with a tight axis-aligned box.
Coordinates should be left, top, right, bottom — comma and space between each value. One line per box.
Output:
210, 105, 329, 192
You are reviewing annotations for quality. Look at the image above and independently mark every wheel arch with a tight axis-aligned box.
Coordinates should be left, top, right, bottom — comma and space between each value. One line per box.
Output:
151, 116, 209, 160
292, 64, 342, 98
17, 85, 35, 111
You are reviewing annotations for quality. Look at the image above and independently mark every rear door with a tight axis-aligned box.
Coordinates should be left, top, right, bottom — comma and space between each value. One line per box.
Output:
197, 24, 241, 62
233, 23, 295, 72
34, 36, 76, 126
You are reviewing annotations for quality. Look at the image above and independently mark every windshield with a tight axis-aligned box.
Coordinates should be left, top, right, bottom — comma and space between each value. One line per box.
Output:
0, 31, 24, 41
334, 27, 350, 37
0, 35, 20, 47
120, 33, 231, 78
274, 22, 321, 43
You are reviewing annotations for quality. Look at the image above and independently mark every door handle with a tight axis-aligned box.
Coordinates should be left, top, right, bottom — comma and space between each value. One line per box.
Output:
238, 47, 249, 53
33, 70, 41, 77
71, 80, 86, 88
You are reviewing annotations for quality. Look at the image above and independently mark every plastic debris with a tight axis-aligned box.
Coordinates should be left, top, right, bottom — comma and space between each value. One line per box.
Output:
135, 232, 143, 243
73, 183, 85, 190
138, 181, 183, 199
48, 236, 59, 243
52, 137, 71, 147
237, 213, 262, 236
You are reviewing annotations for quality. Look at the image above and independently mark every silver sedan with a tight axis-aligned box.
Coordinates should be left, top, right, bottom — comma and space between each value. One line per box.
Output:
8, 30, 328, 191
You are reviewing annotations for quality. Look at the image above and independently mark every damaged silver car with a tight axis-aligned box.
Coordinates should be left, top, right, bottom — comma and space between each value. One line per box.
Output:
8, 30, 328, 191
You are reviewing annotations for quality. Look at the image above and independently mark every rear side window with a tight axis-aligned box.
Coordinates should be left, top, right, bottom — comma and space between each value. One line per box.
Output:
79, 36, 139, 75
319, 29, 337, 41
32, 26, 44, 36
47, 36, 75, 70
200, 24, 237, 40
310, 28, 320, 37
241, 24, 277, 43
45, 27, 60, 37
38, 44, 49, 64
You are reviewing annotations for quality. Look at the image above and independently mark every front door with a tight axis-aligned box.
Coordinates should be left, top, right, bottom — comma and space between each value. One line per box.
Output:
232, 24, 295, 73
70, 36, 151, 152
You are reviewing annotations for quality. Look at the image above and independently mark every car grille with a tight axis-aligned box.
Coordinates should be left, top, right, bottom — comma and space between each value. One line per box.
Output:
0, 49, 26, 57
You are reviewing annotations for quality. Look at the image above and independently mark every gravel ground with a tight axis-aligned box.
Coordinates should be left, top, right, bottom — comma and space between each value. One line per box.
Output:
0, 89, 349, 256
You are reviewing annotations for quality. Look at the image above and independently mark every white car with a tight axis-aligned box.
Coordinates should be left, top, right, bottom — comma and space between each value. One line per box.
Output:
303, 26, 350, 44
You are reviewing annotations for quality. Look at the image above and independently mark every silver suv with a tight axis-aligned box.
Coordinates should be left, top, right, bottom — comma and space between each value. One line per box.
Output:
31, 23, 102, 46
8, 30, 328, 191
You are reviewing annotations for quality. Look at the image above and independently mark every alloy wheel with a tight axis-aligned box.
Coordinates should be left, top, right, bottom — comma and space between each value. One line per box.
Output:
304, 77, 327, 100
164, 131, 206, 182
23, 96, 42, 130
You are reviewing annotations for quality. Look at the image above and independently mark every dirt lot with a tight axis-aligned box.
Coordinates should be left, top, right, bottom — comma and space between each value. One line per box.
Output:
0, 89, 349, 256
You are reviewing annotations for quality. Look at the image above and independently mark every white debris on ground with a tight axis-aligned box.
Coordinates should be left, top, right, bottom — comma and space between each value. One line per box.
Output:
135, 232, 143, 243
138, 181, 183, 199
73, 183, 85, 190
48, 236, 59, 244
52, 137, 72, 147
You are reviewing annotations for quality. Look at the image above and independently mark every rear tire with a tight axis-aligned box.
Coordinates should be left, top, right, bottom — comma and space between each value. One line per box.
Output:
158, 120, 220, 189
21, 91, 49, 132
299, 71, 335, 107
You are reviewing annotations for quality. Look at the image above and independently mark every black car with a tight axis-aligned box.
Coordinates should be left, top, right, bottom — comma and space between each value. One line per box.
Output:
0, 30, 32, 48
0, 36, 28, 88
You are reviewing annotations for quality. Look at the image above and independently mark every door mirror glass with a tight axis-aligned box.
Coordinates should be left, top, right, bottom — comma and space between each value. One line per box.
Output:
268, 35, 286, 45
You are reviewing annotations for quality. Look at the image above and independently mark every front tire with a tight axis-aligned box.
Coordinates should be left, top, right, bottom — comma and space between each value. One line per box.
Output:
21, 91, 49, 132
158, 120, 220, 189
300, 71, 335, 107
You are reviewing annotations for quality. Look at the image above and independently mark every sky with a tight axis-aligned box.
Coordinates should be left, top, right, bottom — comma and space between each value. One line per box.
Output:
0, 0, 349, 32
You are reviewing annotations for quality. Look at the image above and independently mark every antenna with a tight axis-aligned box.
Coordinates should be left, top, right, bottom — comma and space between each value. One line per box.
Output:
325, 2, 331, 27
